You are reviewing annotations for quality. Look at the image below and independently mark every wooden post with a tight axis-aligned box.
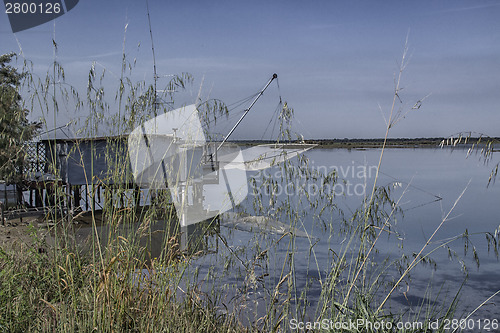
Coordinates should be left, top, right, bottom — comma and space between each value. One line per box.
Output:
91, 185, 96, 212
16, 184, 22, 208
119, 190, 124, 208
44, 184, 49, 207
35, 186, 43, 207
1, 201, 4, 226
73, 185, 81, 210
66, 182, 72, 222
134, 186, 140, 208
84, 185, 89, 211
4, 184, 8, 208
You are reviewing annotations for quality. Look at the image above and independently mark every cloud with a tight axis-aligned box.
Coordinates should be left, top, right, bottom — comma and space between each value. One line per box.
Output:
155, 57, 270, 72
81, 51, 123, 59
307, 23, 341, 31
433, 3, 500, 14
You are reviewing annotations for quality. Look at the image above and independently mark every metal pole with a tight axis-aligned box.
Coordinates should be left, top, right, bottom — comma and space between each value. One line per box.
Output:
217, 73, 278, 151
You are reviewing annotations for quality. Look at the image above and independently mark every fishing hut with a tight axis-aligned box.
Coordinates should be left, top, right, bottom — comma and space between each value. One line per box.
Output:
22, 130, 136, 213
1, 130, 133, 220
10, 127, 214, 253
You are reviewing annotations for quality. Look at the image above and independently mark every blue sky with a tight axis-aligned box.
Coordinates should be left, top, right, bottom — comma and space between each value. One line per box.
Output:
1, 0, 499, 139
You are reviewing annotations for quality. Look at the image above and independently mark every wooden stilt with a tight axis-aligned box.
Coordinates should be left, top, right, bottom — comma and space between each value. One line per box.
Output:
73, 185, 81, 209
1, 201, 4, 226
16, 184, 22, 208
92, 185, 96, 212
35, 187, 42, 207
66, 182, 72, 220
134, 186, 140, 208
4, 184, 8, 208
85, 185, 89, 211
120, 189, 124, 208
44, 186, 49, 207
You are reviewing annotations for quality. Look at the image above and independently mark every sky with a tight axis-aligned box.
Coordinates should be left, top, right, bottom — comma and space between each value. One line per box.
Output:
1, 0, 499, 139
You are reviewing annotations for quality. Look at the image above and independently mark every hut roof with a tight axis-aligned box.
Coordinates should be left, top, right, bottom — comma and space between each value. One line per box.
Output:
35, 123, 129, 143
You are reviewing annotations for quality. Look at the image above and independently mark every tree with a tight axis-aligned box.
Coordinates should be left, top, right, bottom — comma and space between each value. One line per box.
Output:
0, 52, 39, 184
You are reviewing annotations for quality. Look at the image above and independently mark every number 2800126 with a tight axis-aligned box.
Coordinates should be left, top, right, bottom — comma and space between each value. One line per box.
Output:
5, 2, 61, 14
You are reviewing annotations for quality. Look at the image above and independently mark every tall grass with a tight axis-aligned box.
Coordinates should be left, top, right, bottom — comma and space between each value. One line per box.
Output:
1, 37, 499, 333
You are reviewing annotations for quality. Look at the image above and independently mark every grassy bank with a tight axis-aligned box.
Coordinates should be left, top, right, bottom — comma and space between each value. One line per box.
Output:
0, 222, 245, 332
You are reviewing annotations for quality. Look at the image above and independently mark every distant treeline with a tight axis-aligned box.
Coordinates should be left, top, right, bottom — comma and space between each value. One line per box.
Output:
234, 137, 499, 148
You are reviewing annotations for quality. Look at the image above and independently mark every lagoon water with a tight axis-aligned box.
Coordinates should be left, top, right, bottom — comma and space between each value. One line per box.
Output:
187, 147, 500, 323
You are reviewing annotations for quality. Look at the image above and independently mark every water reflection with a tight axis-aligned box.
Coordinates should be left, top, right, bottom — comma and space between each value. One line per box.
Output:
190, 147, 500, 320
68, 147, 500, 321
